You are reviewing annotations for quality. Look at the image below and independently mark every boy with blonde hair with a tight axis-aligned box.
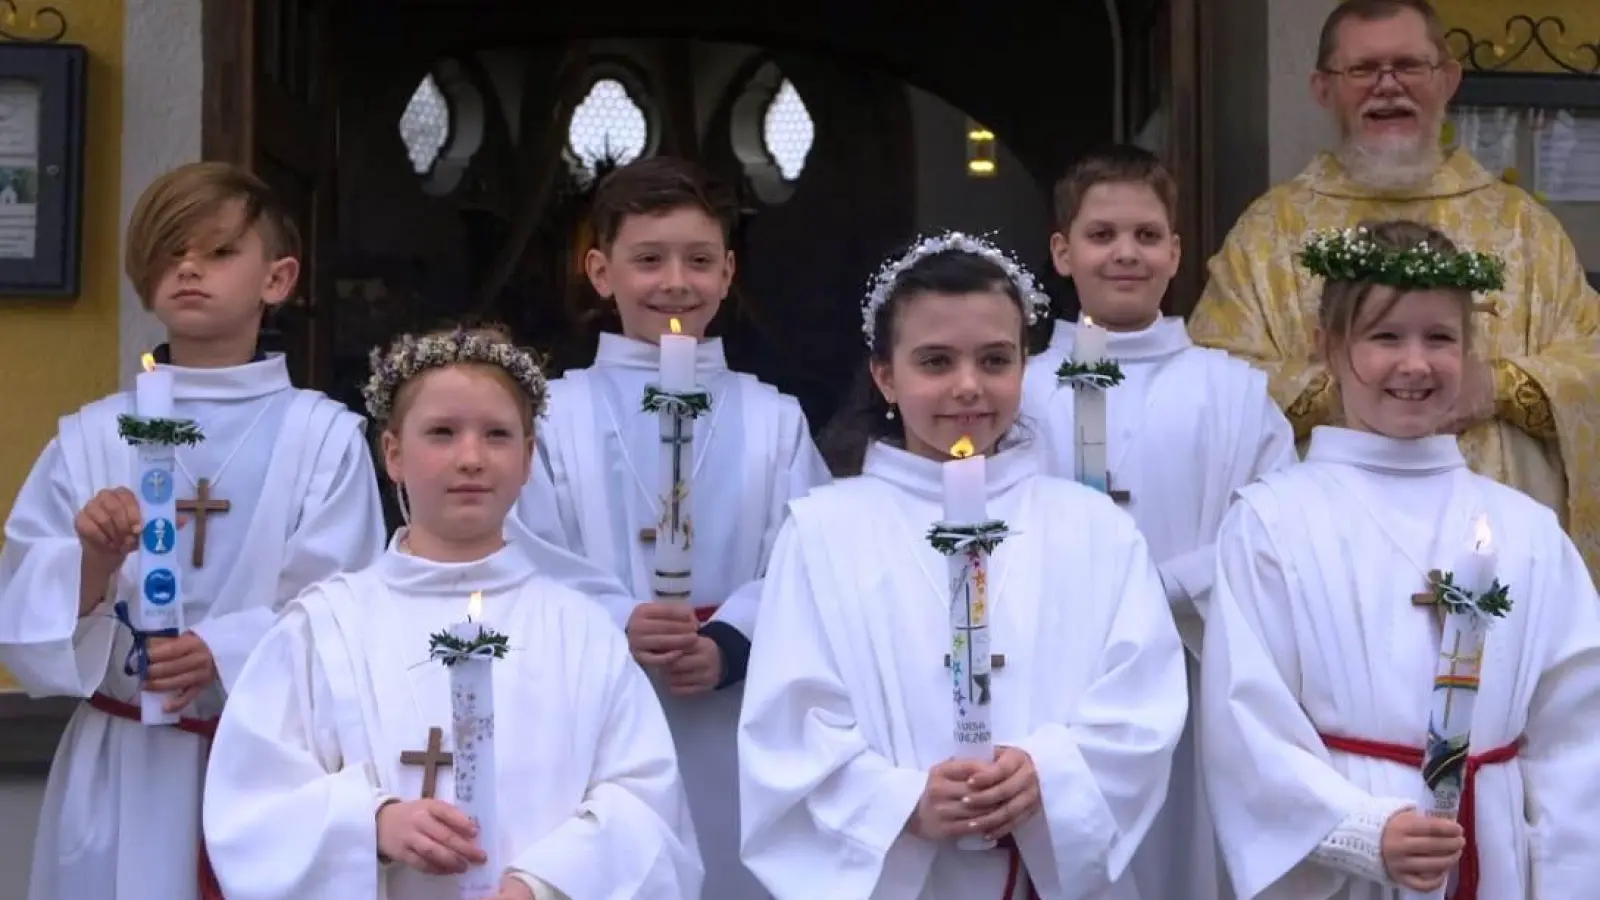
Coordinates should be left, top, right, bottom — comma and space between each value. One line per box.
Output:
0, 161, 386, 900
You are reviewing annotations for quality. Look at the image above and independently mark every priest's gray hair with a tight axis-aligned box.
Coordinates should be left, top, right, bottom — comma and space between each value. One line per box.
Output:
861, 231, 1051, 346
363, 327, 549, 425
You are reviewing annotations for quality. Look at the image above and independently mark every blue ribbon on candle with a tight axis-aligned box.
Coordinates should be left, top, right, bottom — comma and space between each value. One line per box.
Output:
112, 600, 179, 677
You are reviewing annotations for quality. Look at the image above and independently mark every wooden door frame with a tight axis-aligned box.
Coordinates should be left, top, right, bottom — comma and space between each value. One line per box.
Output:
1166, 0, 1213, 318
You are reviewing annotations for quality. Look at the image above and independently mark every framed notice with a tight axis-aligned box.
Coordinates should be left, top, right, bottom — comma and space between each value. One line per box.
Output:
0, 41, 85, 298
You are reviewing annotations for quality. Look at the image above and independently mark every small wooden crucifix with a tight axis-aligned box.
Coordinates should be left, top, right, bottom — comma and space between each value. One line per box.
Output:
176, 477, 230, 568
1412, 569, 1445, 607
945, 652, 1006, 669
399, 726, 454, 799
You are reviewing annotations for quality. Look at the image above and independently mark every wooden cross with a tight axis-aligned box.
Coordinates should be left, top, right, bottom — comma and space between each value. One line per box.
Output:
1412, 569, 1445, 606
176, 477, 230, 568
945, 653, 1006, 669
640, 528, 655, 543
399, 726, 453, 799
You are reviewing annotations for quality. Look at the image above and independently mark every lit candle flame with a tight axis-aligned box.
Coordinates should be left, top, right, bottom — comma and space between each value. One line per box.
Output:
467, 590, 483, 622
949, 435, 976, 459
141, 352, 156, 373
1083, 315, 1095, 327
1473, 514, 1493, 553
669, 317, 682, 335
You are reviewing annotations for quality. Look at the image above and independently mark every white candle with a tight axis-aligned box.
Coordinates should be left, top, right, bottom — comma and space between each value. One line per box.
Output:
449, 591, 500, 899
1072, 318, 1112, 493
135, 352, 174, 419
1073, 315, 1108, 363
659, 317, 697, 392
941, 436, 986, 524
1454, 515, 1498, 596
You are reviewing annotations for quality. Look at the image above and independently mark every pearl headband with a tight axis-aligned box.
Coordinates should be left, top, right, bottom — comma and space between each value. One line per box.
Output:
860, 231, 1051, 346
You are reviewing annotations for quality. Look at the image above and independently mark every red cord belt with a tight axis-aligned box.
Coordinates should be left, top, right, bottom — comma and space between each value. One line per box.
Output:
87, 692, 225, 900
1319, 732, 1518, 900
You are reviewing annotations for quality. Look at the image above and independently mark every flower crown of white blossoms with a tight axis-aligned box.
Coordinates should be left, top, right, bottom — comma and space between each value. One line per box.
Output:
363, 328, 549, 424
860, 231, 1052, 346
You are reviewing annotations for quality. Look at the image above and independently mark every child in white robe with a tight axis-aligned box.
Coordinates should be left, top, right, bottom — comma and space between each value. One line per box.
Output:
0, 162, 386, 900
513, 156, 829, 899
203, 328, 702, 900
739, 234, 1188, 899
1201, 221, 1600, 900
1023, 144, 1296, 900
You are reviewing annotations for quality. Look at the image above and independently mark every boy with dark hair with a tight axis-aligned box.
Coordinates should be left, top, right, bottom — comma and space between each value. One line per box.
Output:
515, 155, 828, 899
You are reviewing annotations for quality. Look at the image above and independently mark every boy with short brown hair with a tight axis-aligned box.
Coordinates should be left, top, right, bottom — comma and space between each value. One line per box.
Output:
515, 154, 830, 899
0, 160, 385, 900
1025, 143, 1296, 900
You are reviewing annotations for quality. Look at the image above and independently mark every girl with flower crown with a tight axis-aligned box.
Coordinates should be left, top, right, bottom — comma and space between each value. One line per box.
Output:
1201, 221, 1600, 900
737, 236, 1188, 899
202, 328, 703, 900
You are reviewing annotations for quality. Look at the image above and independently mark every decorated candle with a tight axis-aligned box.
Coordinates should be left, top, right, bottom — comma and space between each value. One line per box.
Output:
1072, 316, 1111, 493
650, 317, 699, 605
448, 590, 501, 899
1409, 515, 1508, 900
659, 316, 696, 392
133, 352, 183, 725
940, 436, 996, 852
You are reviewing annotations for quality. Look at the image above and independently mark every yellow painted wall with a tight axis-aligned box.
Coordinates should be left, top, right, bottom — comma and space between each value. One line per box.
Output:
1439, 1, 1600, 74
0, 1, 123, 690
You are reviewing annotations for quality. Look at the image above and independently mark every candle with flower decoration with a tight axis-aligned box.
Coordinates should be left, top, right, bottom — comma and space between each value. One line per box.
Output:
646, 317, 705, 605
437, 590, 503, 899
1407, 515, 1509, 900
129, 352, 185, 724
934, 435, 1005, 852
1072, 316, 1111, 493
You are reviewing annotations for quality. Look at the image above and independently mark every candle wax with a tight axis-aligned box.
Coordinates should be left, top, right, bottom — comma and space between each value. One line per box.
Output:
659, 333, 697, 392
1074, 318, 1108, 362
135, 369, 175, 419
942, 453, 986, 523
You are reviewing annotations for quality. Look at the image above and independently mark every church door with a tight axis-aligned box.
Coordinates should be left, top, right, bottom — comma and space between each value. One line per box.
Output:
202, 0, 337, 388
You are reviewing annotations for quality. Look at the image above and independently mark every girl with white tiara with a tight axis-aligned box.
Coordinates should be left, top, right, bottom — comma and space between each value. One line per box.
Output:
513, 156, 830, 899
203, 328, 703, 900
738, 234, 1188, 899
1201, 221, 1600, 900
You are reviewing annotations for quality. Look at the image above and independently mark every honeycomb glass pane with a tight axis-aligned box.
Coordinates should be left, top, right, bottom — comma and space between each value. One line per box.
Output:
762, 79, 814, 181
568, 78, 649, 172
399, 74, 450, 175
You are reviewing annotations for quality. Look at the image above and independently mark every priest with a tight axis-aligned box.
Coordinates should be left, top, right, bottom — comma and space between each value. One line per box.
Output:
1187, 0, 1600, 576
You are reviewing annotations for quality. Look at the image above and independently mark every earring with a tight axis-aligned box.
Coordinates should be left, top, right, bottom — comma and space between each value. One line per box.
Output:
885, 404, 897, 421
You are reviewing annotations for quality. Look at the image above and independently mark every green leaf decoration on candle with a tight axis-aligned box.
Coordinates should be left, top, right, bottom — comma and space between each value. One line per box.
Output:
1430, 571, 1514, 619
927, 520, 1014, 556
116, 414, 206, 447
1055, 359, 1125, 390
427, 627, 510, 666
641, 386, 713, 418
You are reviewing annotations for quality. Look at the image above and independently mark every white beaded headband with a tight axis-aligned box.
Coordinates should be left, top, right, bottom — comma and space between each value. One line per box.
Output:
861, 231, 1052, 346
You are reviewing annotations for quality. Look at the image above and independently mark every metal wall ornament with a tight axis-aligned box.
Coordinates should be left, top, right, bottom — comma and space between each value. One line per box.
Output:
1446, 15, 1600, 76
0, 2, 67, 44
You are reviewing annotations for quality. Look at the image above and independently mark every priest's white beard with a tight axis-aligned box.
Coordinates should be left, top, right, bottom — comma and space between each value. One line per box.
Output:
1335, 126, 1443, 192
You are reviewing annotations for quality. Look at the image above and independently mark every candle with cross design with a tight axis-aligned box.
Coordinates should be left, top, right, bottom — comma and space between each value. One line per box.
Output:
123, 352, 205, 725
1410, 514, 1509, 900
1056, 317, 1125, 499
430, 590, 507, 899
643, 318, 707, 605
930, 435, 1011, 852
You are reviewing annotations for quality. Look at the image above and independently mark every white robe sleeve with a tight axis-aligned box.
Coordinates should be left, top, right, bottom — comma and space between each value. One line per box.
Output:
507, 624, 703, 900
713, 405, 830, 638
0, 437, 119, 697
1519, 534, 1600, 896
203, 600, 386, 900
738, 520, 933, 898
1010, 519, 1189, 896
1200, 501, 1410, 900
191, 425, 385, 691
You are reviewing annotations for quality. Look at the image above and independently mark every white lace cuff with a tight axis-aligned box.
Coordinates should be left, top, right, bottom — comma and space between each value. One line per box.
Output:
1309, 796, 1413, 885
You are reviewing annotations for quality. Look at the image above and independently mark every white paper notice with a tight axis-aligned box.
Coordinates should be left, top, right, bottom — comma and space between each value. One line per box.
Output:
1449, 107, 1519, 178
1536, 111, 1600, 203
0, 79, 39, 260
